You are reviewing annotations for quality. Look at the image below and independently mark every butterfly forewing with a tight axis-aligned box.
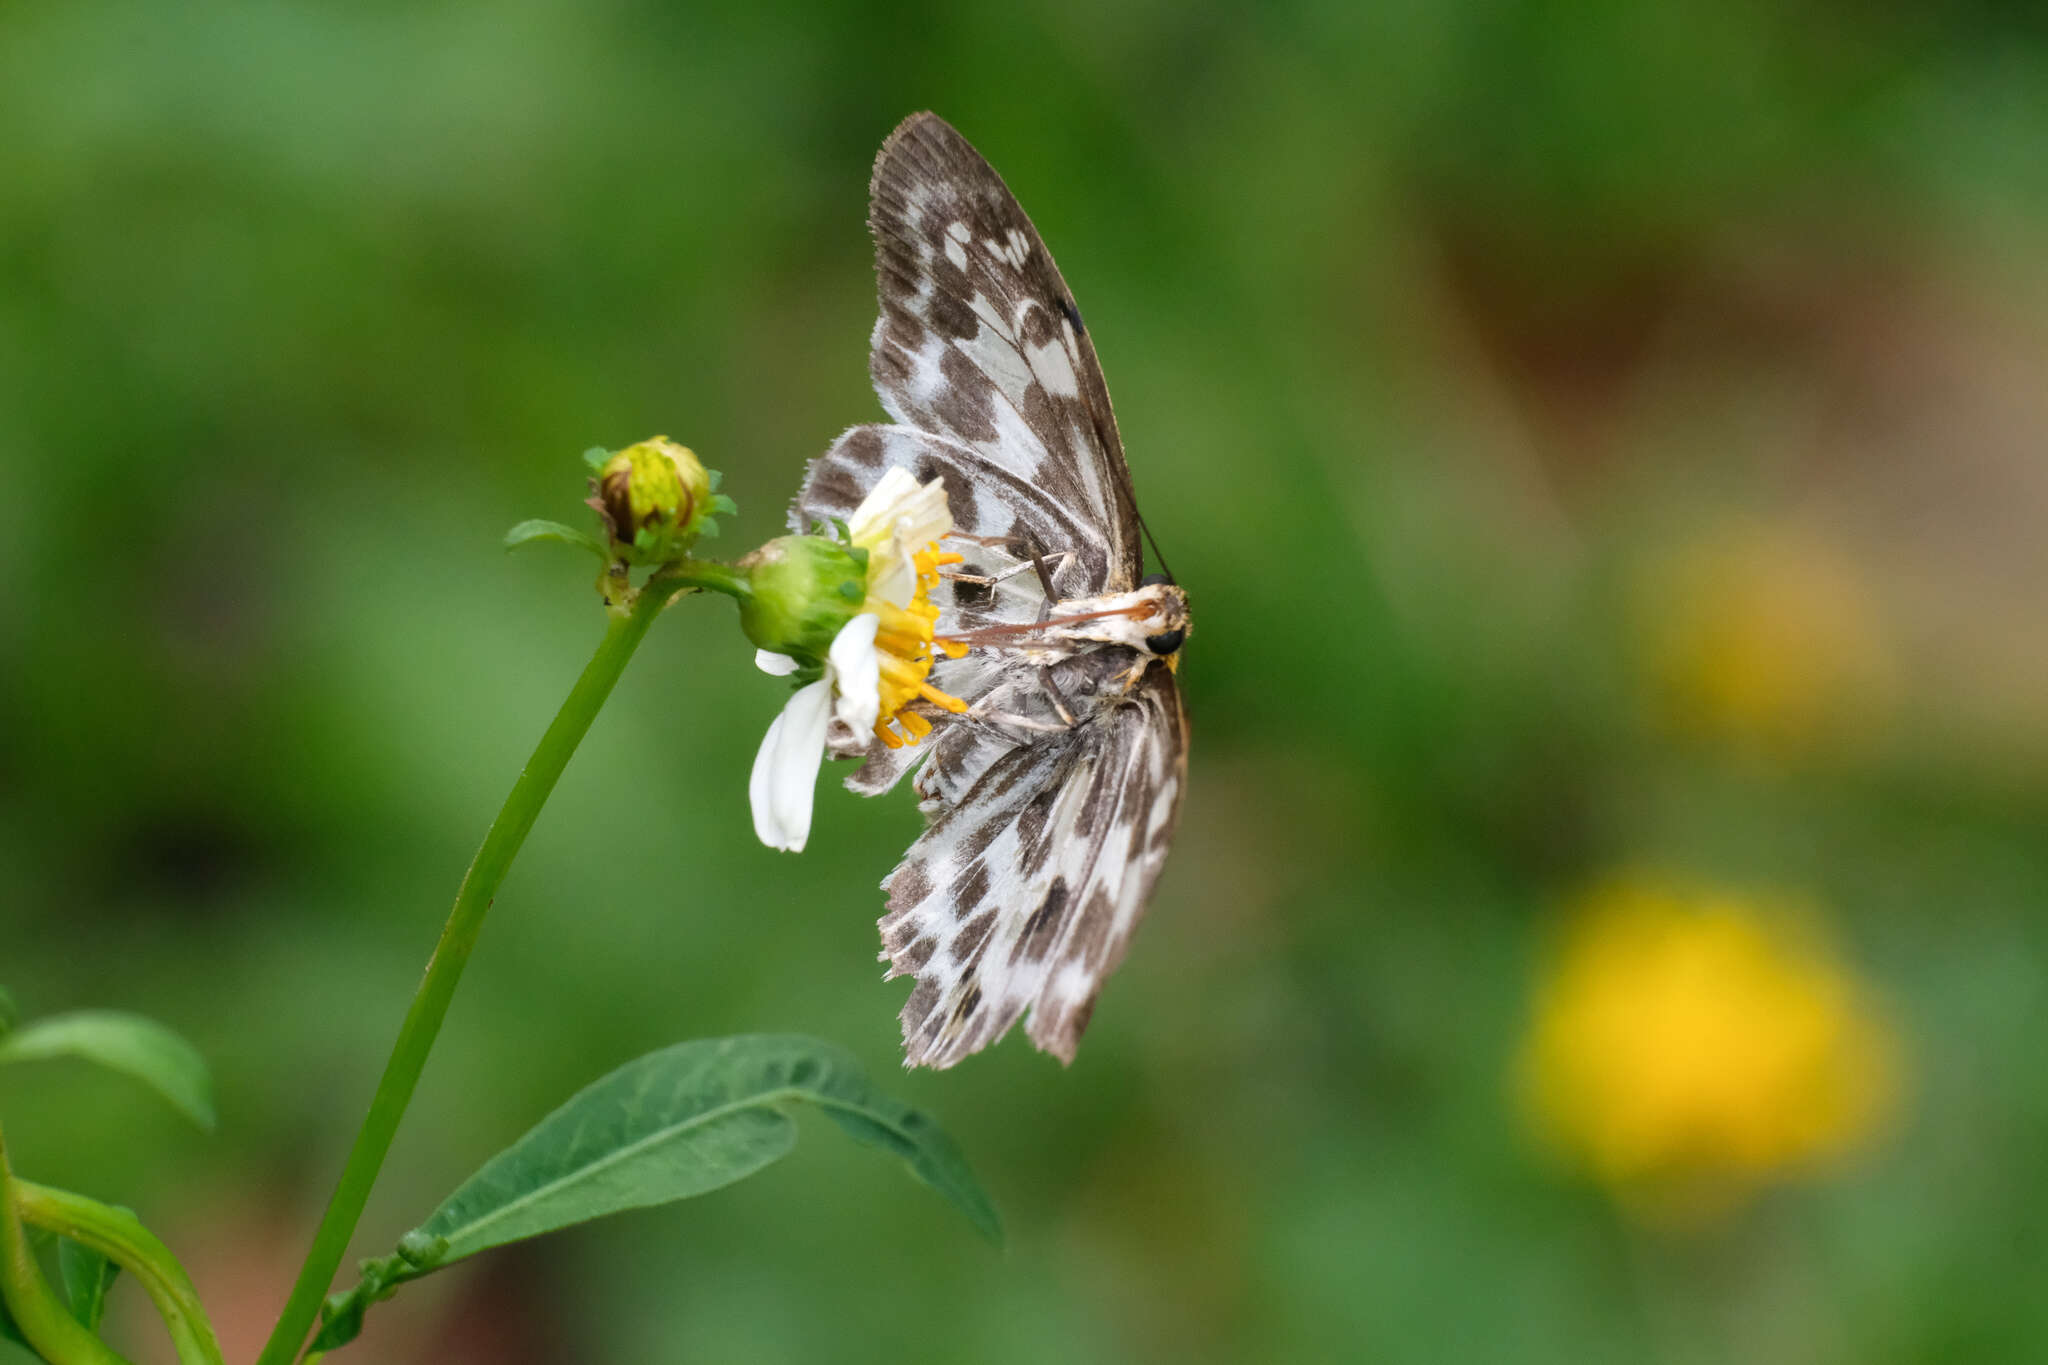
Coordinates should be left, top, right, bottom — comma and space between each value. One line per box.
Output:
866, 113, 1141, 591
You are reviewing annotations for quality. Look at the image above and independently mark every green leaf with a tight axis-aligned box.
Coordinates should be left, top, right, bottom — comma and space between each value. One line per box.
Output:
310, 1035, 998, 1352
0, 1012, 214, 1131
58, 1239, 119, 1332
503, 519, 607, 558
581, 446, 611, 472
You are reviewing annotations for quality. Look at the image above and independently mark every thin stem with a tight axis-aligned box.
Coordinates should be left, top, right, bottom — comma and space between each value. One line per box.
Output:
0, 1131, 130, 1365
255, 580, 676, 1365
10, 1177, 224, 1365
670, 556, 753, 602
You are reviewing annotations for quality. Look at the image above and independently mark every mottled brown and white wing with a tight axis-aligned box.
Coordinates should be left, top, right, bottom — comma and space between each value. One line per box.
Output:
877, 661, 1188, 1068
791, 423, 1100, 612
867, 112, 1141, 592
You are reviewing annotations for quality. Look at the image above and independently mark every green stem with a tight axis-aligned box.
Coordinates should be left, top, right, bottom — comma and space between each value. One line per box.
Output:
671, 556, 753, 602
1, 1152, 128, 1365
255, 579, 678, 1365
9, 1177, 223, 1365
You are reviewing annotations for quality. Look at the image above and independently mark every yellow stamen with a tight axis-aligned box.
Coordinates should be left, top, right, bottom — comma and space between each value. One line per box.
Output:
864, 539, 977, 746
918, 681, 970, 714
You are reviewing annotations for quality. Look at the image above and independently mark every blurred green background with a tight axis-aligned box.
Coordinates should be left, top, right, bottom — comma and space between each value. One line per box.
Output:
5, 2, 2047, 1362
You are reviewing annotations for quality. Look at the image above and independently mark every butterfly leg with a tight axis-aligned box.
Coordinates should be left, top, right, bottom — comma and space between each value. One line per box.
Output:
1037, 667, 1077, 727
940, 558, 1055, 589
1018, 532, 1062, 623
944, 533, 1075, 610
962, 706, 1072, 736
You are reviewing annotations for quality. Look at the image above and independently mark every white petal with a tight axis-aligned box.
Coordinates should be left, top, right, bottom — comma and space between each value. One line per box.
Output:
846, 467, 922, 545
848, 472, 954, 606
828, 614, 881, 733
754, 650, 800, 676
866, 544, 918, 607
889, 478, 952, 550
748, 680, 831, 852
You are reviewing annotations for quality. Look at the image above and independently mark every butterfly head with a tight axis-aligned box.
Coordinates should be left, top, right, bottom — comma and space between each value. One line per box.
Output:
1137, 574, 1187, 658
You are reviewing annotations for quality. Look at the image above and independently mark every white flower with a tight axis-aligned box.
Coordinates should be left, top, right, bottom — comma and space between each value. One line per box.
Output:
749, 613, 881, 852
747, 468, 966, 851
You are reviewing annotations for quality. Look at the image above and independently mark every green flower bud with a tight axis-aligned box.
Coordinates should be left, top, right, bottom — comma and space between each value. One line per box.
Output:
736, 534, 869, 663
587, 437, 718, 560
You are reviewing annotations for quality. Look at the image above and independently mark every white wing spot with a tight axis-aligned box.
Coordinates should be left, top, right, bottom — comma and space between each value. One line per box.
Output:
983, 229, 1031, 269
1026, 335, 1080, 398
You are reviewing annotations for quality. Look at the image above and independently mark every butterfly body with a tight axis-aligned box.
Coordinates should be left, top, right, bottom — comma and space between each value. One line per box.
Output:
793, 114, 1189, 1067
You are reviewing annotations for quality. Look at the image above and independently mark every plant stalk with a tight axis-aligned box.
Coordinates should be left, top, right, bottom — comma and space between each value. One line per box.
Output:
9, 1176, 224, 1365
255, 577, 680, 1365
0, 1130, 130, 1365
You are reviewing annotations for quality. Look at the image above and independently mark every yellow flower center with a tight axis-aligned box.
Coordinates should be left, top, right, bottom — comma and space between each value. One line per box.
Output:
869, 544, 969, 749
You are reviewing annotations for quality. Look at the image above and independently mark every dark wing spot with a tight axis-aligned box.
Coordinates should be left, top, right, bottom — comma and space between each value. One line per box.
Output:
1061, 295, 1085, 335
954, 908, 998, 964
1010, 877, 1069, 964
841, 428, 887, 467
936, 349, 998, 440
1017, 784, 1058, 851
954, 858, 991, 913
1076, 766, 1114, 840
952, 983, 984, 1022
1019, 302, 1060, 348
958, 810, 1005, 863
929, 289, 979, 341
949, 563, 995, 609
1069, 888, 1115, 969
807, 462, 865, 519
886, 860, 931, 909
899, 935, 939, 971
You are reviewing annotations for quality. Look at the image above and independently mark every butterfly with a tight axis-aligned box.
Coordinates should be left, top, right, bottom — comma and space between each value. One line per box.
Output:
790, 113, 1190, 1068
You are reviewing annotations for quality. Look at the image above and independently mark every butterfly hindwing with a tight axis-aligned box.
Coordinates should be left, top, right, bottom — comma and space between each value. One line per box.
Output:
879, 655, 1188, 1068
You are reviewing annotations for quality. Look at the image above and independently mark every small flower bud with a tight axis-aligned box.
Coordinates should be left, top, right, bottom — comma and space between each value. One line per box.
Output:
588, 437, 717, 560
396, 1230, 451, 1270
736, 534, 869, 664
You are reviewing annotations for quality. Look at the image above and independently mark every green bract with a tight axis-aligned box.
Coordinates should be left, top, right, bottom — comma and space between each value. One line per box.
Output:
735, 534, 869, 664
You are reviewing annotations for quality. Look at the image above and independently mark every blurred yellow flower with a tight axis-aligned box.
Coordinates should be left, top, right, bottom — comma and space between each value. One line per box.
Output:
1639, 522, 1895, 755
1518, 875, 1899, 1219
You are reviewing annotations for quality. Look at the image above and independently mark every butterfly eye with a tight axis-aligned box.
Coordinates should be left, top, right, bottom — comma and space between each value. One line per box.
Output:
1140, 572, 1174, 587
1144, 628, 1185, 656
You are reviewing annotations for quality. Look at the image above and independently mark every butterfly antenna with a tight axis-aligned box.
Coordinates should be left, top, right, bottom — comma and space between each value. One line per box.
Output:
1135, 504, 1175, 583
